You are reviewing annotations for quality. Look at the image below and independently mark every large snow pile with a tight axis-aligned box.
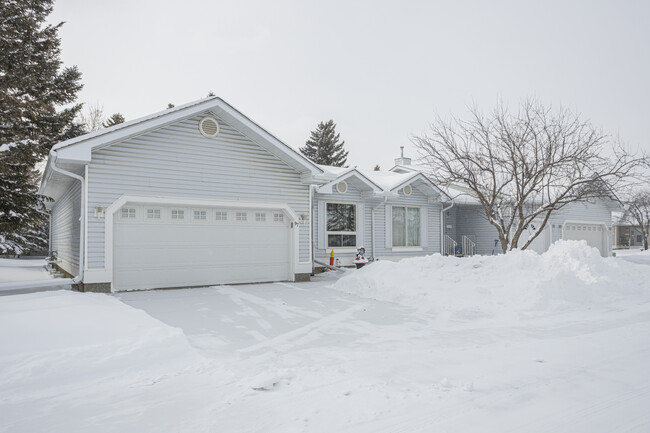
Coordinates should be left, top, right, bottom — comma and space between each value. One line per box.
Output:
333, 240, 650, 318
0, 290, 230, 432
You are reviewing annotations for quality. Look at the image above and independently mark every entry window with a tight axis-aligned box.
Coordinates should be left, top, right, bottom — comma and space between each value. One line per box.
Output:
215, 210, 228, 221
273, 212, 284, 223
121, 208, 136, 219
392, 207, 421, 247
236, 211, 247, 221
146, 208, 161, 220
193, 210, 207, 220
255, 212, 266, 222
171, 209, 184, 220
326, 203, 356, 247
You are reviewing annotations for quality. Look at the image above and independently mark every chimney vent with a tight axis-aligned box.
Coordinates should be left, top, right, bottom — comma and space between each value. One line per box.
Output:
394, 146, 412, 166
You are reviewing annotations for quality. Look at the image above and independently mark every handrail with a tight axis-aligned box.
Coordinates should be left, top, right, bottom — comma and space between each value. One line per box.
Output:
443, 235, 457, 256
462, 235, 476, 256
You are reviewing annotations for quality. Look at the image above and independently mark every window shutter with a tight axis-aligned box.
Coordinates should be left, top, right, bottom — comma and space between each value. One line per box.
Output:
318, 201, 325, 249
420, 207, 428, 247
356, 203, 364, 247
385, 204, 392, 248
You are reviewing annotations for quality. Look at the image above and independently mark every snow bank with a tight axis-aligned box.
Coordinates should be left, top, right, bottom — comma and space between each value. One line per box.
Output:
333, 240, 650, 317
0, 290, 227, 432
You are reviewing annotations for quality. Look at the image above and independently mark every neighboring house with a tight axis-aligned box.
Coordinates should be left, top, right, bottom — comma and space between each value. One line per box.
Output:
40, 98, 621, 293
612, 213, 649, 249
391, 161, 620, 258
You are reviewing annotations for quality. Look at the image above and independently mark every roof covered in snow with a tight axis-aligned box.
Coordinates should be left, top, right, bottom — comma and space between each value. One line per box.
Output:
317, 165, 450, 200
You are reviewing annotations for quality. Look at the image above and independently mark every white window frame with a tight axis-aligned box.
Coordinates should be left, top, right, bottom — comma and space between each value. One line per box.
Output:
391, 206, 422, 251
192, 209, 208, 222
273, 212, 285, 223
120, 207, 137, 220
170, 208, 185, 221
235, 210, 248, 222
146, 208, 161, 220
215, 210, 228, 221
326, 202, 357, 250
255, 212, 267, 222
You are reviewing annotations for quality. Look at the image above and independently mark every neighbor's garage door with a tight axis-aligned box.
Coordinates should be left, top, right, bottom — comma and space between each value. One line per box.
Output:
562, 222, 605, 256
113, 205, 291, 291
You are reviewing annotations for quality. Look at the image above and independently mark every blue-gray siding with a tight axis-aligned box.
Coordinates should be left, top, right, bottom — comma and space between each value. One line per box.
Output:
86, 113, 311, 269
313, 182, 442, 262
50, 180, 81, 275
449, 199, 614, 255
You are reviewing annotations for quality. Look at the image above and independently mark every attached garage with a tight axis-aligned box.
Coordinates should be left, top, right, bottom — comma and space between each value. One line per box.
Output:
562, 222, 606, 257
112, 202, 293, 291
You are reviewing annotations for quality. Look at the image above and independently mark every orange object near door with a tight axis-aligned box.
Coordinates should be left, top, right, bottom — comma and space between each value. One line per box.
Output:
330, 249, 335, 266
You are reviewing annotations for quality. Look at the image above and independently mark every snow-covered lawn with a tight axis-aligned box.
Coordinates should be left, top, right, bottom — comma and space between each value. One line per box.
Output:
0, 258, 51, 283
1, 241, 650, 432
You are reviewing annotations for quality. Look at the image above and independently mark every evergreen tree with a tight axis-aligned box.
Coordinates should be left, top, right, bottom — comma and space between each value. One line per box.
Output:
103, 113, 125, 128
299, 119, 348, 167
0, 0, 83, 254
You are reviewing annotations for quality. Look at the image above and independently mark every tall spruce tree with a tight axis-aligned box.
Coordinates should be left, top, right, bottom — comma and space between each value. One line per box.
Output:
0, 0, 83, 254
300, 119, 348, 166
103, 113, 125, 128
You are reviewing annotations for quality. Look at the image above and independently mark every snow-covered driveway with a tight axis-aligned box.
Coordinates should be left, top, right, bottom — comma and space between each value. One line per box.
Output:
117, 263, 650, 432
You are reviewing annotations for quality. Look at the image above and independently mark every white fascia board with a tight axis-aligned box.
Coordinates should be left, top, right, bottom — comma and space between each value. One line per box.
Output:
317, 169, 383, 194
391, 173, 450, 201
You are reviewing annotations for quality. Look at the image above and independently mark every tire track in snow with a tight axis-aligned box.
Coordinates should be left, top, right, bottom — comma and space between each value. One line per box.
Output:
238, 304, 366, 354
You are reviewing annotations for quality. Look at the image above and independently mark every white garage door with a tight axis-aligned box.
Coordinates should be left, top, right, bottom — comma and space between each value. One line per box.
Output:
562, 222, 605, 256
113, 205, 291, 291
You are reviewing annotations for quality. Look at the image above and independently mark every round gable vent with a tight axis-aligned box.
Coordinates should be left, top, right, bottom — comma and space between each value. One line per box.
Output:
199, 117, 220, 138
403, 184, 412, 196
336, 181, 348, 194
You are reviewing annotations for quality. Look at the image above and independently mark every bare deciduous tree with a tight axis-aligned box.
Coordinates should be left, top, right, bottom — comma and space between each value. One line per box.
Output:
412, 99, 648, 254
621, 190, 650, 250
78, 102, 106, 132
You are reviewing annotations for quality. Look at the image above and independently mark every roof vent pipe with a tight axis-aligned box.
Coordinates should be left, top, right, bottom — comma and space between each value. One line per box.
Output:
394, 146, 412, 166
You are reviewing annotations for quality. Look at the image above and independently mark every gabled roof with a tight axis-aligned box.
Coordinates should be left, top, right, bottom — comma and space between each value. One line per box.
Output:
48, 96, 323, 175
316, 166, 384, 194
317, 165, 449, 201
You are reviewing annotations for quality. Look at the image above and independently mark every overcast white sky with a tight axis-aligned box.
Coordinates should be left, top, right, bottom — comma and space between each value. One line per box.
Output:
50, 0, 650, 170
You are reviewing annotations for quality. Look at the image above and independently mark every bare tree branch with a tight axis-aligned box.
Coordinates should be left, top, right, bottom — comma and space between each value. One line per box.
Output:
411, 98, 649, 253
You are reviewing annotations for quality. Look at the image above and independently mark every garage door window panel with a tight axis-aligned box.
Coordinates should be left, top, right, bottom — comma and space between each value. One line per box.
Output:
327, 203, 356, 248
121, 207, 136, 220
193, 209, 208, 222
236, 211, 248, 222
171, 209, 185, 221
146, 208, 161, 220
215, 210, 228, 221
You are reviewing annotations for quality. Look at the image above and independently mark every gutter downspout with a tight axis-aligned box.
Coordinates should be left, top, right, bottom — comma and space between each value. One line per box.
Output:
371, 196, 388, 261
49, 151, 86, 285
440, 201, 454, 254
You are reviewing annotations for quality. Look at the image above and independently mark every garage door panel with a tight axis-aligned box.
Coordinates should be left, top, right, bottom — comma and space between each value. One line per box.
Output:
113, 205, 291, 291
562, 222, 605, 257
